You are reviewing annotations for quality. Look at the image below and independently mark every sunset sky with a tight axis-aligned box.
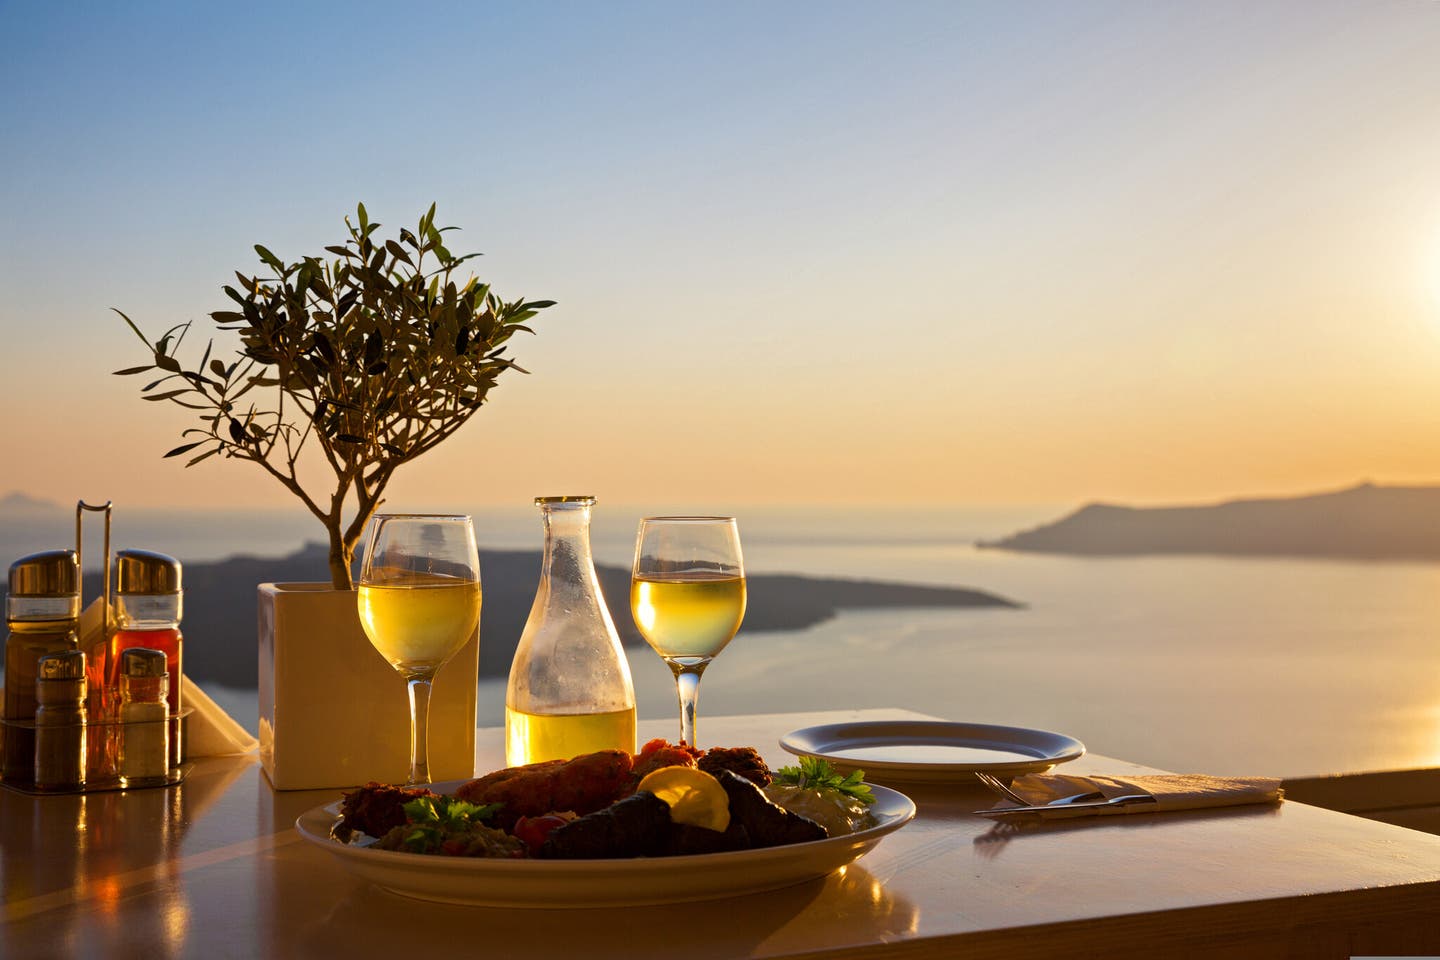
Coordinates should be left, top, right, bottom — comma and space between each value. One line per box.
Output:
3, 1, 1440, 512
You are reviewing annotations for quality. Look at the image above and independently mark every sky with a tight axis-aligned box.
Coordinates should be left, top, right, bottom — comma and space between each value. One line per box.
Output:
3, 1, 1440, 513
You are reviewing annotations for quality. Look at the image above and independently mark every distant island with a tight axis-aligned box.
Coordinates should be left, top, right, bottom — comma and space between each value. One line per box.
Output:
0, 542, 1018, 689
0, 492, 61, 515
981, 481, 1440, 560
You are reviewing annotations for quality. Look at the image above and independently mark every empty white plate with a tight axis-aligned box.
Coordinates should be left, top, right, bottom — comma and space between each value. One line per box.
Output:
780, 721, 1085, 784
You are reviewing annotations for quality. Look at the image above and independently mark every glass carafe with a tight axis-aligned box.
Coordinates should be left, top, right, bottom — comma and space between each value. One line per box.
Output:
505, 496, 636, 766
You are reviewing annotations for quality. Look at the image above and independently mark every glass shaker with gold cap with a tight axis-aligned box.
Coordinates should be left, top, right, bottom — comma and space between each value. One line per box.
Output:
108, 549, 182, 765
34, 649, 88, 790
118, 647, 169, 784
3, 550, 81, 784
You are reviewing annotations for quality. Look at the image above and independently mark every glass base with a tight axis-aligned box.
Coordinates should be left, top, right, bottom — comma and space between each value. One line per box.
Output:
0, 761, 192, 795
0, 713, 191, 794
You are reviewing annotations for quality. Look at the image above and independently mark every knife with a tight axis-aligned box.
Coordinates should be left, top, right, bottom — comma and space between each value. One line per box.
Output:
973, 794, 1158, 816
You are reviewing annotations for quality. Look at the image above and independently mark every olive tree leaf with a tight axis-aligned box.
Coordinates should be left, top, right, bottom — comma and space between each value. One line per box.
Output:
384, 239, 413, 265
164, 441, 208, 458
254, 244, 284, 271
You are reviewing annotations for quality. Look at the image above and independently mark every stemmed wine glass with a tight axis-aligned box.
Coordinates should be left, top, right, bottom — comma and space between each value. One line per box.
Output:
358, 514, 481, 785
630, 517, 746, 748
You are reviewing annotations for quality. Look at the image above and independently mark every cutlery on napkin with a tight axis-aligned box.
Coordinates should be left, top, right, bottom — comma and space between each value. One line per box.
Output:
977, 773, 1283, 819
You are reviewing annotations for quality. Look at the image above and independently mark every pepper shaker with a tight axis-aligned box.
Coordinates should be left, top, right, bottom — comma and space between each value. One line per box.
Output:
34, 650, 87, 790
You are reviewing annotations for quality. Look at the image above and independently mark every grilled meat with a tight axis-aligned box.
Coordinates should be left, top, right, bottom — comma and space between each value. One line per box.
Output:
698, 746, 772, 786
716, 770, 827, 847
537, 792, 673, 859
336, 782, 437, 840
455, 748, 634, 828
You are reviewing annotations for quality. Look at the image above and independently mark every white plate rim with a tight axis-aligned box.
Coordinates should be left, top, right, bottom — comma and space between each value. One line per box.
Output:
779, 720, 1086, 782
294, 779, 916, 907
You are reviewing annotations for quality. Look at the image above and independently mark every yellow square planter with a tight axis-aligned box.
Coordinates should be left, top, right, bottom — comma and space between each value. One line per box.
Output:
258, 582, 478, 790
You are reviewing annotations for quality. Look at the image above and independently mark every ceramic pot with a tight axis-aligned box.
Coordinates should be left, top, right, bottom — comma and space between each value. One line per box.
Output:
257, 582, 478, 790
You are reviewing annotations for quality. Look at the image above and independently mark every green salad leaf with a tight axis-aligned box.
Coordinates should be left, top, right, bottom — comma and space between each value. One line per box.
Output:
397, 795, 504, 853
774, 756, 875, 805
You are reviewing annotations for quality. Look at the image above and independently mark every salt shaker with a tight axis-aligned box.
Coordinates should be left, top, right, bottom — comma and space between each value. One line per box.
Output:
118, 647, 169, 785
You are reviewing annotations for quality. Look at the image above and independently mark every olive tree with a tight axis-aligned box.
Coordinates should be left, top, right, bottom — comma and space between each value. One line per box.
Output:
115, 203, 553, 589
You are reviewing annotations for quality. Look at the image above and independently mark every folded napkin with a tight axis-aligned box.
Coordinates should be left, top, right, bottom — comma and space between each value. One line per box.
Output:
183, 675, 259, 757
990, 772, 1284, 819
75, 599, 257, 759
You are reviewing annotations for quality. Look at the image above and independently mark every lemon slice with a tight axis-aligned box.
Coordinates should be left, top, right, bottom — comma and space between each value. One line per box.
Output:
637, 767, 731, 832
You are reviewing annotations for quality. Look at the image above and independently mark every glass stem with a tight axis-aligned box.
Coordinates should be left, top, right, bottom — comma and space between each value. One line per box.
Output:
406, 676, 434, 786
670, 662, 707, 748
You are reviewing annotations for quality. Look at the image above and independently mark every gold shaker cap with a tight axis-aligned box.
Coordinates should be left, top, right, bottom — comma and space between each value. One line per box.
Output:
8, 550, 80, 597
116, 549, 182, 595
122, 647, 168, 678
38, 649, 86, 681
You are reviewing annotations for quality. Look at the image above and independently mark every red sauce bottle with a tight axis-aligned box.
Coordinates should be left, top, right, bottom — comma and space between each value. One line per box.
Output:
109, 550, 182, 767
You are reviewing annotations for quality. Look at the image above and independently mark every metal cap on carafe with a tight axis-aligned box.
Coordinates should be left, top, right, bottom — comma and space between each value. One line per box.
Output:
115, 550, 182, 595
121, 647, 168, 678
8, 550, 80, 597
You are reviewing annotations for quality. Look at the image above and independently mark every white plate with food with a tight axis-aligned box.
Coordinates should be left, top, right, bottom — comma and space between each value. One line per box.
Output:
780, 721, 1085, 784
295, 766, 915, 907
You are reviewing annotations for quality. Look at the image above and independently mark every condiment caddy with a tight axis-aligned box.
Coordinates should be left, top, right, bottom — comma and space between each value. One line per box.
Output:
0, 501, 191, 794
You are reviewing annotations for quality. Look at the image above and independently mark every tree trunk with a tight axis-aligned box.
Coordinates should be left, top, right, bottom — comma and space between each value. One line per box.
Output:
327, 526, 353, 591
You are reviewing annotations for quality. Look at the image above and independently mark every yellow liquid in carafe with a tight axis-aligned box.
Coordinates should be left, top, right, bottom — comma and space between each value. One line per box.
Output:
505, 705, 637, 766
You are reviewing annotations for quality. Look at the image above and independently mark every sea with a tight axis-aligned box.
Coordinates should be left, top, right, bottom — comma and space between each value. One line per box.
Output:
4, 503, 1438, 779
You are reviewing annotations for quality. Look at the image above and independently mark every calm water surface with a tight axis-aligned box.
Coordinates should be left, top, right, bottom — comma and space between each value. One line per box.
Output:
587, 545, 1440, 778
9, 504, 1439, 777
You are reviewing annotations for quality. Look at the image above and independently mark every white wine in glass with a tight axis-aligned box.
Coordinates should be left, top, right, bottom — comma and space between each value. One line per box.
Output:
630, 517, 746, 748
358, 514, 481, 785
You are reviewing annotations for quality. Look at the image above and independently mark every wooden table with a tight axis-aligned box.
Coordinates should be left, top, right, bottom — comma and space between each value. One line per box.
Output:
5, 708, 1440, 959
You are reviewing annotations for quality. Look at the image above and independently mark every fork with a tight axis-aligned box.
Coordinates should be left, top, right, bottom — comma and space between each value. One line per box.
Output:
974, 772, 1029, 805
974, 771, 1103, 807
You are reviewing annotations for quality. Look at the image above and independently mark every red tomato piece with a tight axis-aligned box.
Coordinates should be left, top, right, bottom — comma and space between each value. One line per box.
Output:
512, 814, 570, 856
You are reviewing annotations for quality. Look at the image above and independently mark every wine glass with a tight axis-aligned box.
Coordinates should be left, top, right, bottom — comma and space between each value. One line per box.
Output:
358, 514, 481, 785
630, 517, 746, 748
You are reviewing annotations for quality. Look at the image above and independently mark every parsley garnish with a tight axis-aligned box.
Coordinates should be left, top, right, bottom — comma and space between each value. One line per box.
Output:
396, 796, 504, 852
775, 756, 875, 805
